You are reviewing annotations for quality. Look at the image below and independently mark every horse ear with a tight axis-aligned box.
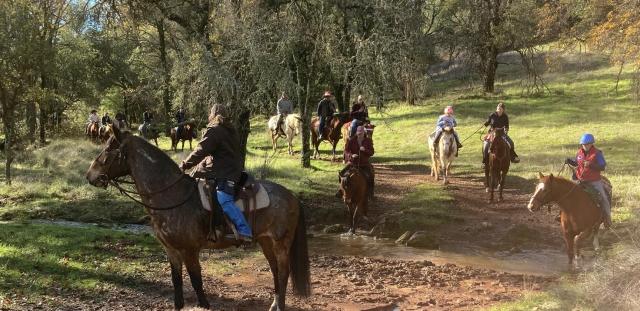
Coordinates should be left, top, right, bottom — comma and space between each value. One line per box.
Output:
112, 120, 122, 141
538, 172, 544, 179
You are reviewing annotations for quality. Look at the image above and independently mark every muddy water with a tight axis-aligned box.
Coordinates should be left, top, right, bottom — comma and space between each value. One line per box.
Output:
309, 233, 568, 276
20, 219, 569, 276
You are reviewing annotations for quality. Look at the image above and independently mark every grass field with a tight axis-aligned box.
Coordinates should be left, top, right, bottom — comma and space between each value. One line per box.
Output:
0, 49, 639, 309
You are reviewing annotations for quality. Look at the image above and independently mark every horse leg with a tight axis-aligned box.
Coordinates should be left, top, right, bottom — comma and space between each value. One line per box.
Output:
331, 142, 337, 162
498, 171, 506, 202
183, 250, 210, 309
273, 241, 291, 311
488, 171, 495, 203
189, 139, 192, 151
260, 239, 281, 311
563, 231, 576, 268
167, 251, 185, 310
592, 225, 601, 252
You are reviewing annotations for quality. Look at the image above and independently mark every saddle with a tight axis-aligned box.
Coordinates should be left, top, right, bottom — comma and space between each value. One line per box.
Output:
484, 132, 512, 149
578, 177, 612, 211
196, 172, 270, 243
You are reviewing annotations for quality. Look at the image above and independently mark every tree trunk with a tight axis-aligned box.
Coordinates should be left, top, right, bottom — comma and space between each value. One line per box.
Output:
26, 101, 36, 143
1, 87, 14, 185
236, 108, 251, 169
483, 47, 498, 93
39, 106, 47, 144
294, 53, 311, 168
156, 18, 172, 119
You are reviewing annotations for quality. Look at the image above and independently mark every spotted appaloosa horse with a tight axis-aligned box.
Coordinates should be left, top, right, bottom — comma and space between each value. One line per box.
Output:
86, 124, 310, 310
428, 126, 457, 185
485, 127, 510, 202
310, 112, 351, 161
527, 173, 610, 268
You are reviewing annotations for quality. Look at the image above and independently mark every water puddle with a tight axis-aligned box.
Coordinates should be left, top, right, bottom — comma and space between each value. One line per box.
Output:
8, 219, 572, 276
309, 233, 568, 276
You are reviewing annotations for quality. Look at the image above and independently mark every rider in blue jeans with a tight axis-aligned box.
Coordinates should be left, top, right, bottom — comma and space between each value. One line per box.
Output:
180, 104, 252, 242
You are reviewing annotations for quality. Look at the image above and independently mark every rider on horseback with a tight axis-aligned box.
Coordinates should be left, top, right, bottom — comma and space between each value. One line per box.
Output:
317, 91, 336, 138
276, 92, 293, 136
141, 110, 154, 137
340, 125, 375, 200
349, 95, 369, 137
85, 109, 99, 135
565, 133, 612, 229
175, 107, 186, 139
101, 112, 111, 126
482, 102, 519, 167
432, 106, 463, 152
180, 104, 253, 242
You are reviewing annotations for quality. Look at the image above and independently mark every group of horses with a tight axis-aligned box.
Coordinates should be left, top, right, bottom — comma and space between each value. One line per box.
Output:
428, 125, 612, 269
86, 122, 113, 143
428, 126, 510, 203
83, 111, 612, 310
88, 120, 197, 152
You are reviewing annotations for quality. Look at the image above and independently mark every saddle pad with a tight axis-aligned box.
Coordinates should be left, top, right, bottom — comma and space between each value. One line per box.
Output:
197, 179, 270, 212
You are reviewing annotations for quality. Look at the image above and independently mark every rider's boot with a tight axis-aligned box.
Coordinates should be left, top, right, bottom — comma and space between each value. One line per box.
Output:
217, 192, 253, 242
511, 150, 520, 163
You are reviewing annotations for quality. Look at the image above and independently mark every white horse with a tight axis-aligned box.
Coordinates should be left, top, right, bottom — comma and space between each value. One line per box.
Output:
428, 126, 457, 184
268, 113, 302, 155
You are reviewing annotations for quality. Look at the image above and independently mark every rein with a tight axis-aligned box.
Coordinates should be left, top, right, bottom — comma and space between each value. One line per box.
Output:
98, 138, 197, 210
460, 124, 485, 144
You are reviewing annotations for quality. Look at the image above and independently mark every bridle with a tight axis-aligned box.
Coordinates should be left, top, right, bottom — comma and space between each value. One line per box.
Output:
94, 136, 196, 210
530, 175, 579, 210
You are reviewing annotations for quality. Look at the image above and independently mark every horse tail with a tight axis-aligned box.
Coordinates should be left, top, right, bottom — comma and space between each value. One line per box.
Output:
289, 204, 311, 297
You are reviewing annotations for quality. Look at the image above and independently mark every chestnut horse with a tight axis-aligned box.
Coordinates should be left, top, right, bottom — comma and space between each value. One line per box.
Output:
339, 167, 369, 234
86, 125, 310, 310
310, 112, 351, 161
428, 126, 457, 185
485, 127, 510, 202
527, 173, 607, 268
170, 122, 197, 151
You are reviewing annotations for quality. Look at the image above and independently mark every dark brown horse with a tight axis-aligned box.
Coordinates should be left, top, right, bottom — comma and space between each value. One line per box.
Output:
87, 121, 100, 143
339, 167, 369, 234
170, 122, 197, 151
527, 173, 606, 268
86, 125, 310, 310
310, 112, 351, 161
485, 127, 510, 202
138, 123, 159, 146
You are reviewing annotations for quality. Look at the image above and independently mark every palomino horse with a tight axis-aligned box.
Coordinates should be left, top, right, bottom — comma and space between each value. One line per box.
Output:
485, 127, 510, 202
339, 167, 369, 234
87, 122, 100, 143
85, 125, 311, 310
170, 122, 197, 151
138, 122, 159, 147
527, 173, 609, 268
428, 126, 457, 184
268, 114, 302, 155
310, 112, 351, 161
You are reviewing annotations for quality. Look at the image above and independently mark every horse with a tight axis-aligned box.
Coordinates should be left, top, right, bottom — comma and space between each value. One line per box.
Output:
138, 122, 159, 147
99, 124, 113, 143
170, 122, 197, 152
339, 166, 369, 234
310, 112, 351, 161
268, 114, 302, 155
527, 172, 609, 268
485, 127, 510, 202
428, 126, 457, 185
85, 125, 311, 311
87, 121, 100, 143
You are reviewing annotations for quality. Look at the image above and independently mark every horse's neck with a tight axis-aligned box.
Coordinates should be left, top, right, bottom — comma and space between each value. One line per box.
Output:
550, 179, 593, 211
126, 139, 185, 194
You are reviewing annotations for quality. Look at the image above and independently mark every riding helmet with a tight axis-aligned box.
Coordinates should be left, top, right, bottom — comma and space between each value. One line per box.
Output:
579, 133, 595, 145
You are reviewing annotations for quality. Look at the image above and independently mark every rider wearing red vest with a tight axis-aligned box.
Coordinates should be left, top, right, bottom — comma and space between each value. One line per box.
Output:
338, 126, 375, 200
565, 133, 611, 228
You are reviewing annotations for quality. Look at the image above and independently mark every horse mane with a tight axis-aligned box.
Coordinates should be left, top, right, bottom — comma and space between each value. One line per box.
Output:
124, 133, 181, 172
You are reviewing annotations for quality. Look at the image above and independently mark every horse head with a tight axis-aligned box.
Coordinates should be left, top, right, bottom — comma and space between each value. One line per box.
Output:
86, 124, 131, 188
527, 172, 554, 212
443, 126, 453, 133
338, 168, 359, 204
